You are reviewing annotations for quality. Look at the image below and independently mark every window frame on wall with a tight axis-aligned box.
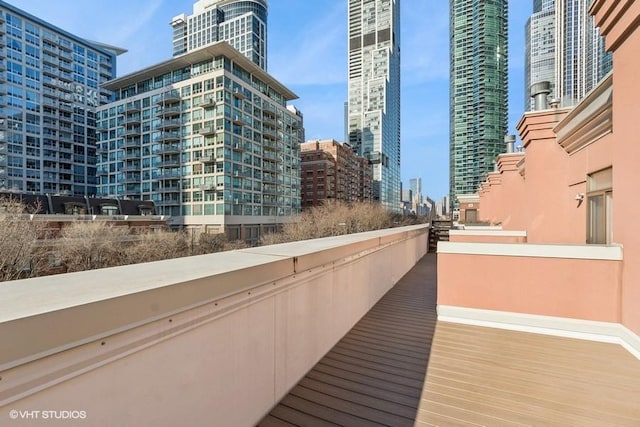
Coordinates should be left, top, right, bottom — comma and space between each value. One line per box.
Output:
586, 167, 613, 245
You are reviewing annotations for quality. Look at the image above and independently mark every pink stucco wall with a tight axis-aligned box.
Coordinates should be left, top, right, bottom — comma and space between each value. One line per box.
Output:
438, 252, 622, 323
610, 22, 640, 335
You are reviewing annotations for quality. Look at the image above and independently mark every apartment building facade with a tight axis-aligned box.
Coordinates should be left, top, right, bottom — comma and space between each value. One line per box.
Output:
300, 139, 372, 208
0, 1, 120, 196
96, 42, 303, 240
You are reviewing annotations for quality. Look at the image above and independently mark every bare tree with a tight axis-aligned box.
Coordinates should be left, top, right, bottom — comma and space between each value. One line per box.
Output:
57, 221, 130, 272
0, 197, 48, 282
261, 200, 395, 245
123, 230, 189, 264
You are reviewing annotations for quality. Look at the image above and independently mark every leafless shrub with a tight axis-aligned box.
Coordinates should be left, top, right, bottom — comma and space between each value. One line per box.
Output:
57, 221, 130, 272
261, 201, 394, 245
123, 230, 189, 264
0, 197, 48, 281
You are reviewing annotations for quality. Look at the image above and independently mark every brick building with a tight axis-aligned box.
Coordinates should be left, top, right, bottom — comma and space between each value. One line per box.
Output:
300, 139, 372, 208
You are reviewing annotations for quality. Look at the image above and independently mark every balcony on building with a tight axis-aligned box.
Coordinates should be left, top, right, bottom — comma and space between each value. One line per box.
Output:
157, 143, 181, 155
198, 126, 216, 136
158, 118, 181, 130
157, 106, 182, 117
154, 131, 181, 144
200, 95, 216, 109
157, 90, 181, 105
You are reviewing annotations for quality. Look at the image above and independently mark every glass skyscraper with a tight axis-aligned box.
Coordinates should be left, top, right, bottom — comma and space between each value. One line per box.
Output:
525, 0, 555, 111
449, 0, 508, 207
0, 1, 120, 196
347, 0, 401, 212
554, 0, 611, 107
171, 0, 267, 70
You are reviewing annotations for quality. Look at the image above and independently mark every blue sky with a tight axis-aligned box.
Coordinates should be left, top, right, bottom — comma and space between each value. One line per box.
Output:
10, 0, 532, 200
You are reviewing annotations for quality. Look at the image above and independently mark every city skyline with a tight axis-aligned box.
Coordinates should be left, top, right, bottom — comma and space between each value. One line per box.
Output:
6, 0, 533, 200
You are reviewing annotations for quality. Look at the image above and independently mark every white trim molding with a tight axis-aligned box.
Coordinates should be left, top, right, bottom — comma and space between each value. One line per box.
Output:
437, 241, 623, 260
449, 229, 526, 237
438, 305, 640, 361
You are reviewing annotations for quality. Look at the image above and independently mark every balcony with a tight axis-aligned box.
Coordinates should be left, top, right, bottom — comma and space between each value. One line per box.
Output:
123, 138, 141, 149
124, 103, 141, 113
200, 96, 216, 109
198, 126, 215, 136
123, 115, 141, 126
157, 144, 181, 155
158, 119, 181, 130
157, 90, 181, 105
160, 184, 180, 193
123, 127, 140, 137
156, 106, 182, 117
232, 88, 246, 99
155, 199, 180, 207
154, 132, 181, 144
158, 159, 180, 168
1, 224, 639, 426
199, 155, 218, 164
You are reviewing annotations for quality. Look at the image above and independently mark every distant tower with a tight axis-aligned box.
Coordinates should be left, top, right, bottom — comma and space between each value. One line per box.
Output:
347, 0, 401, 212
554, 0, 611, 107
449, 0, 508, 208
171, 0, 267, 70
525, 0, 555, 111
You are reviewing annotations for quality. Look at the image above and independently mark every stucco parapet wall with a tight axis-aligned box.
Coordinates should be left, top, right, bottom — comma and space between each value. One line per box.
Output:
496, 153, 525, 172
0, 224, 428, 370
456, 194, 480, 204
487, 172, 501, 185
449, 230, 526, 237
517, 108, 571, 149
590, 0, 640, 51
438, 241, 622, 260
555, 73, 612, 155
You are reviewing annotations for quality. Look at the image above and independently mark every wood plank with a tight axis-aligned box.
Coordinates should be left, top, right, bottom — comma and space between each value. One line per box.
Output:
305, 370, 420, 407
279, 394, 385, 426
291, 385, 413, 426
298, 377, 418, 419
324, 350, 427, 379
266, 404, 337, 427
313, 363, 423, 398
257, 415, 297, 427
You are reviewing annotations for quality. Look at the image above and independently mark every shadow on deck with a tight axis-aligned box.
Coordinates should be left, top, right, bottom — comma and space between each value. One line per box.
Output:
259, 253, 640, 426
260, 253, 438, 426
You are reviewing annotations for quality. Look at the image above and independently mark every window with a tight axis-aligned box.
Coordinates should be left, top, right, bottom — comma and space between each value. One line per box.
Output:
587, 168, 613, 244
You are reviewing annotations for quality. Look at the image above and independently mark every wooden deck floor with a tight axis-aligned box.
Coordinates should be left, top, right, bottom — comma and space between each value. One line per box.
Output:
259, 253, 640, 426
417, 322, 640, 426
259, 253, 438, 427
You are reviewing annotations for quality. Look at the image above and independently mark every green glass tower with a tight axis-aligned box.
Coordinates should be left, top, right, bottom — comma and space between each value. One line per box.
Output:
449, 0, 508, 209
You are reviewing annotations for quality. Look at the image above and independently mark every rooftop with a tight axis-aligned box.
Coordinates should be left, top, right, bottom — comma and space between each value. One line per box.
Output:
103, 41, 298, 101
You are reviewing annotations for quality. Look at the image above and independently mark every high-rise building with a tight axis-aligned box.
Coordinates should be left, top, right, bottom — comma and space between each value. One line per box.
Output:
554, 0, 611, 107
171, 0, 267, 70
409, 177, 422, 203
347, 0, 401, 212
525, 0, 555, 111
300, 139, 372, 208
96, 42, 303, 241
0, 1, 122, 196
449, 0, 508, 208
